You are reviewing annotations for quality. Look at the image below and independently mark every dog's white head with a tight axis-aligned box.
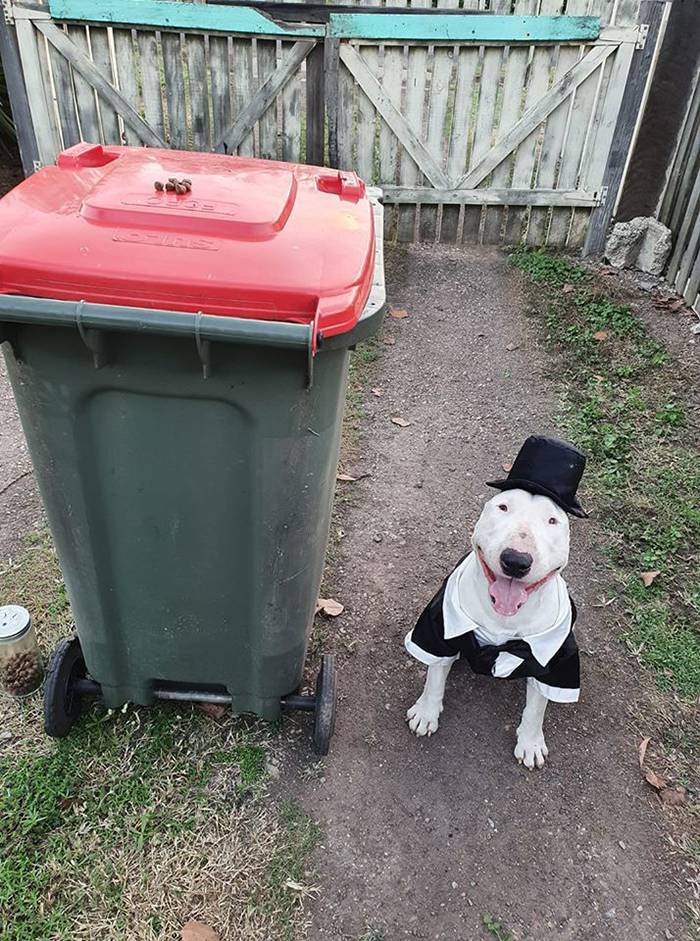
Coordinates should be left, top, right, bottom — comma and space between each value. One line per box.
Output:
471, 488, 570, 617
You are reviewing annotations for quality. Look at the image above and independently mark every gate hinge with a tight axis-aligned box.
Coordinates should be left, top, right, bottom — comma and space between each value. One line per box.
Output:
599, 186, 609, 207
2, 0, 13, 25
636, 23, 649, 50
32, 159, 42, 173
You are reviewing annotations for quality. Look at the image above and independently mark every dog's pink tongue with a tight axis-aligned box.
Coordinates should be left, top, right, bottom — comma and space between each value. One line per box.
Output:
489, 576, 528, 616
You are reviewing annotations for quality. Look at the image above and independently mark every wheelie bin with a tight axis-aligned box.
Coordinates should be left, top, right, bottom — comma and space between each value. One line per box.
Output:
0, 143, 385, 753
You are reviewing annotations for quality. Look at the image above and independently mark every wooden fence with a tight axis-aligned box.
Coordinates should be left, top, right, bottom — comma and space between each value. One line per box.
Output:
656, 66, 700, 314
0, 0, 658, 249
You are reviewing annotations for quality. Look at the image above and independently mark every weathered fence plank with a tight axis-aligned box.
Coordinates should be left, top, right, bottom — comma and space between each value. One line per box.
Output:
162, 31, 188, 149
48, 26, 81, 148
89, 26, 120, 144
112, 28, 141, 145
67, 25, 101, 144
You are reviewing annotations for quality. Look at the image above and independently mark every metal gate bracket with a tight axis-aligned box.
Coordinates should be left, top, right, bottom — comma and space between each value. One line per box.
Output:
2, 0, 13, 25
636, 24, 648, 51
599, 186, 609, 207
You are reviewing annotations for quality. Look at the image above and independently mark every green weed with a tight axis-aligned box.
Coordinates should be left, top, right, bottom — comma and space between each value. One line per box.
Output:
482, 913, 514, 941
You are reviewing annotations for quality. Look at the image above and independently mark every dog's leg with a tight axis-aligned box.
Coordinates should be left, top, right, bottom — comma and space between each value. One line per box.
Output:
406, 661, 453, 737
514, 678, 549, 769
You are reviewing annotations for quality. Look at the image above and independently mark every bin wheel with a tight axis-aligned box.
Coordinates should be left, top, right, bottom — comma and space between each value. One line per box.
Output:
44, 637, 87, 738
313, 654, 337, 756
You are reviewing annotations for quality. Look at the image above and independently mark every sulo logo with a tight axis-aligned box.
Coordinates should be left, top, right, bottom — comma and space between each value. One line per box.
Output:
112, 230, 221, 251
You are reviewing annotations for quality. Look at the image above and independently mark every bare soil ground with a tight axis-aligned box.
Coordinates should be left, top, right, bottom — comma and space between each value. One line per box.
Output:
294, 245, 692, 941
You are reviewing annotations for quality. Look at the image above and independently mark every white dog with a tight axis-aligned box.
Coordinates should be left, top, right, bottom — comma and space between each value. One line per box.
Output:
405, 436, 586, 769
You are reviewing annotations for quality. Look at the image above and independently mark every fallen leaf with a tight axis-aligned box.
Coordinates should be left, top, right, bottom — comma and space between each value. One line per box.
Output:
600, 265, 619, 275
638, 736, 651, 769
58, 797, 78, 812
593, 331, 609, 341
382, 336, 396, 346
659, 787, 686, 807
181, 921, 220, 941
336, 473, 357, 482
640, 570, 661, 588
316, 598, 344, 617
389, 308, 408, 319
668, 299, 685, 312
502, 462, 513, 473
505, 342, 519, 351
562, 283, 574, 294
198, 702, 228, 720
371, 387, 384, 397
644, 768, 667, 791
391, 417, 411, 427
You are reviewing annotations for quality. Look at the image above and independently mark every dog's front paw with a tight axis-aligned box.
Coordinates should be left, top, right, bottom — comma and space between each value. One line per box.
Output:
514, 731, 549, 769
406, 698, 442, 737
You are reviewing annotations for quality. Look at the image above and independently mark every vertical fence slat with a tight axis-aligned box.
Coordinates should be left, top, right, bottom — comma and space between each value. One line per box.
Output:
113, 29, 140, 145
666, 168, 700, 286
48, 27, 81, 148
481, 0, 527, 244
88, 26, 120, 145
162, 32, 188, 149
396, 0, 430, 242
440, 40, 479, 243
281, 40, 302, 162
257, 40, 278, 160
137, 30, 165, 144
356, 45, 378, 185
568, 0, 618, 247
462, 46, 502, 244
230, 39, 254, 156
67, 24, 101, 143
378, 0, 406, 240
527, 32, 580, 246
419, 48, 453, 242
185, 33, 210, 151
336, 58, 354, 171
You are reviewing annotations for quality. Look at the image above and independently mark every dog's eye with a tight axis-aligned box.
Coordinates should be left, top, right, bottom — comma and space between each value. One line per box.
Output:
498, 504, 508, 512
548, 517, 558, 525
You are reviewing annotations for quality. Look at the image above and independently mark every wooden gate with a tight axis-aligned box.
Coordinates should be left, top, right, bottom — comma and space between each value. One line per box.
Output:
0, 0, 657, 249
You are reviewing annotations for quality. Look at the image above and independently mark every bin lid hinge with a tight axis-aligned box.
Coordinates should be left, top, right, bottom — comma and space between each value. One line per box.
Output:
195, 311, 212, 379
75, 300, 107, 369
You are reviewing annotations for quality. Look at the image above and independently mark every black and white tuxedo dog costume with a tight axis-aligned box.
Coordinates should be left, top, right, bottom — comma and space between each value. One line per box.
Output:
405, 436, 587, 768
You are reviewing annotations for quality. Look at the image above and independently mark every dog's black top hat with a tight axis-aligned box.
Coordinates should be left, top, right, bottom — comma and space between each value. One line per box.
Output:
487, 435, 588, 518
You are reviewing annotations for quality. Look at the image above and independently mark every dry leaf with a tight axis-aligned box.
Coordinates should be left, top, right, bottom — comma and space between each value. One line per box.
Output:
600, 265, 619, 275
593, 331, 609, 341
336, 473, 357, 482
640, 570, 661, 588
644, 768, 667, 791
638, 736, 651, 769
562, 283, 574, 294
198, 702, 228, 720
181, 921, 220, 941
505, 342, 519, 351
391, 417, 411, 427
382, 336, 396, 346
502, 462, 513, 472
659, 787, 686, 807
316, 598, 344, 617
389, 308, 408, 319
668, 299, 685, 312
371, 387, 384, 397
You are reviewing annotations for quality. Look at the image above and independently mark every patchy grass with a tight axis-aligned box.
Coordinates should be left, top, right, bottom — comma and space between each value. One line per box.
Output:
510, 247, 700, 702
0, 533, 318, 940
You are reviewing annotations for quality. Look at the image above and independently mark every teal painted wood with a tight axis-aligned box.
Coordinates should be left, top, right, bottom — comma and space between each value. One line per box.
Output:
48, 0, 324, 38
327, 14, 600, 42
48, 3, 598, 43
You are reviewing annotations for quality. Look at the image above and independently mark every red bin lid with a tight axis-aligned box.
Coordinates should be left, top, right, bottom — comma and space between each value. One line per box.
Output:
0, 143, 376, 339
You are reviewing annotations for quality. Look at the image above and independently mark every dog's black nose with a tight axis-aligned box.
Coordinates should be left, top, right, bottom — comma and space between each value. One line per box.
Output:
500, 548, 533, 578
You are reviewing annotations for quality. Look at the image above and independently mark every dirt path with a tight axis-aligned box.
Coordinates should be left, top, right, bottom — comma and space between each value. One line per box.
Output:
298, 245, 688, 941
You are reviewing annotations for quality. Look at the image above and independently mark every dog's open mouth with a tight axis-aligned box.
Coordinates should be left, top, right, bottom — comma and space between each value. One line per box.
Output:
477, 547, 559, 616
